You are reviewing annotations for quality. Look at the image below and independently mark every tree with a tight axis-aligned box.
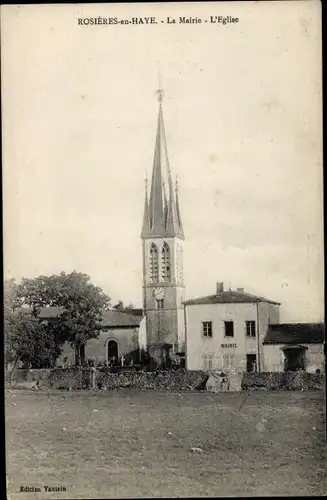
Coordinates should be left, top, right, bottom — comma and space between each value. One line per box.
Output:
5, 309, 60, 372
10, 271, 111, 366
4, 278, 19, 314
4, 278, 21, 370
4, 278, 61, 371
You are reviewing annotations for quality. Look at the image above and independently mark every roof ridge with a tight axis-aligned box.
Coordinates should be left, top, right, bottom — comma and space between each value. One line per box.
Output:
109, 309, 143, 318
183, 289, 280, 306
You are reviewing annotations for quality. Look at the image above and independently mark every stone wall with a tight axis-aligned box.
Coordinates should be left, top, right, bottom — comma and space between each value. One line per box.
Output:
6, 368, 206, 391
242, 372, 324, 391
95, 369, 206, 391
6, 368, 52, 385
6, 368, 325, 392
6, 368, 92, 389
50, 368, 92, 389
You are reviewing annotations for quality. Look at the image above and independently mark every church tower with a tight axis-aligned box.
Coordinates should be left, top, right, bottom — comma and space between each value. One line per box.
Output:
141, 89, 185, 364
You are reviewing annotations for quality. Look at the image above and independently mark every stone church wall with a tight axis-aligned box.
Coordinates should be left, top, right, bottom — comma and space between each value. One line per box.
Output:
56, 327, 140, 366
86, 328, 139, 363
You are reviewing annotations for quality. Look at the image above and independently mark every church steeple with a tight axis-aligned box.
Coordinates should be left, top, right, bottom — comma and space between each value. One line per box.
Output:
141, 89, 184, 239
141, 88, 186, 364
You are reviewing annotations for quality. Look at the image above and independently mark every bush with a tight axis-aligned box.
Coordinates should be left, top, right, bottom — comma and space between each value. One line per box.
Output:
241, 371, 324, 391
8, 368, 323, 392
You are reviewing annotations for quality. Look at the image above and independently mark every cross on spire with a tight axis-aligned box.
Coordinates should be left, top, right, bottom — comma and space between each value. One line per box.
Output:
156, 87, 164, 104
156, 69, 164, 104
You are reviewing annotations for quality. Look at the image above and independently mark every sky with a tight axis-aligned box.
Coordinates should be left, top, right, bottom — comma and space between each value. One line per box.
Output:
2, 2, 324, 322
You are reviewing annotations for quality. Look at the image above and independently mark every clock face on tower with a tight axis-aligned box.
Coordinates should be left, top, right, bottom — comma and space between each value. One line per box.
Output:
153, 287, 166, 301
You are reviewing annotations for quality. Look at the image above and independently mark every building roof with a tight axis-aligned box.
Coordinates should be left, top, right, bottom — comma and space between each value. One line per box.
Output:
38, 307, 143, 328
183, 290, 280, 306
263, 323, 325, 345
101, 310, 143, 328
123, 308, 143, 316
141, 95, 184, 239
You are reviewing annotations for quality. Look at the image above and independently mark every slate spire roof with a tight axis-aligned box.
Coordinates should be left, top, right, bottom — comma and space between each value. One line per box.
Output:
141, 90, 184, 239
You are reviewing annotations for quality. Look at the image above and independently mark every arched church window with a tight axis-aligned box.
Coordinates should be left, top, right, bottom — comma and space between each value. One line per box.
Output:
161, 242, 171, 282
149, 243, 159, 282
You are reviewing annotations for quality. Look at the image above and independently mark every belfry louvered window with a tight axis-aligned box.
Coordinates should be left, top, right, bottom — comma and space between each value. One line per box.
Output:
149, 243, 159, 282
161, 242, 171, 281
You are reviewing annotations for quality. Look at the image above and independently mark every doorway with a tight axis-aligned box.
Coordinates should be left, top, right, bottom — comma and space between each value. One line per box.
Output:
75, 343, 86, 366
246, 354, 257, 372
282, 346, 307, 371
107, 340, 119, 365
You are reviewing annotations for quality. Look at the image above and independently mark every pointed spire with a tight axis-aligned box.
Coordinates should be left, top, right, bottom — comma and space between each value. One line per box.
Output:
175, 176, 184, 238
148, 104, 164, 233
165, 166, 180, 236
163, 181, 168, 228
141, 89, 184, 239
141, 174, 150, 237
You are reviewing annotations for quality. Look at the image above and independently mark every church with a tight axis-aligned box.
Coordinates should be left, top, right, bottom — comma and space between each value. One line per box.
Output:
43, 89, 185, 368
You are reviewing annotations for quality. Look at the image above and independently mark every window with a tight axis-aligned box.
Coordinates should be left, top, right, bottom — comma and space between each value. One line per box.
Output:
161, 242, 171, 281
246, 321, 256, 337
222, 352, 235, 370
224, 321, 234, 337
203, 354, 214, 371
149, 243, 159, 282
157, 299, 164, 309
202, 321, 212, 337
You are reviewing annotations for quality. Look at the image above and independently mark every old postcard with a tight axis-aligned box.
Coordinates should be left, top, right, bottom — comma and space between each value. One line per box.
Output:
2, 1, 324, 499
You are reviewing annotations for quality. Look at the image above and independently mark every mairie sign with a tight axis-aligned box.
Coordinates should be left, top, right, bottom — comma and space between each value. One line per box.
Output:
221, 343, 237, 348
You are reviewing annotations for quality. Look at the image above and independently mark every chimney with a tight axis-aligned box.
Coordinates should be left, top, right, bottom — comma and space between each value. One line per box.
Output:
236, 288, 244, 292
216, 282, 224, 293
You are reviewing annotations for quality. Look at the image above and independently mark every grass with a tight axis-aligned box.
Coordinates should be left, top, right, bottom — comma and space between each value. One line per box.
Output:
5, 390, 326, 498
